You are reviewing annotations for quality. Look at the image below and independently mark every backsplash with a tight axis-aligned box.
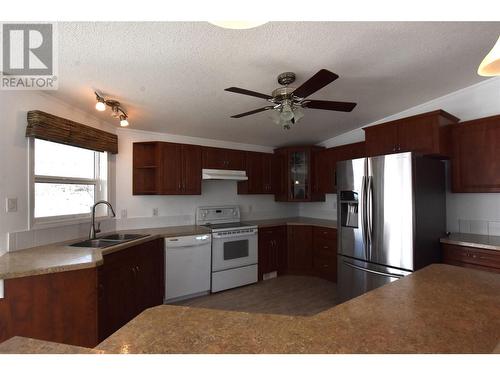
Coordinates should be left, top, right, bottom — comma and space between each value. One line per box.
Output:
8, 219, 116, 252
457, 219, 500, 236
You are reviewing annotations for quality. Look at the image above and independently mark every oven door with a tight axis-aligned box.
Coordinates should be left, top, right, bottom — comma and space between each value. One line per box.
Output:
212, 230, 258, 272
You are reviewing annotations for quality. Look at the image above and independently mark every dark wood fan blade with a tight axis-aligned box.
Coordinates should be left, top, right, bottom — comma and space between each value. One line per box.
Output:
231, 106, 273, 118
292, 69, 339, 99
225, 87, 273, 100
302, 100, 357, 112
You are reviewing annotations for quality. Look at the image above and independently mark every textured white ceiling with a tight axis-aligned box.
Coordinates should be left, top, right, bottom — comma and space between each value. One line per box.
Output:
50, 22, 499, 147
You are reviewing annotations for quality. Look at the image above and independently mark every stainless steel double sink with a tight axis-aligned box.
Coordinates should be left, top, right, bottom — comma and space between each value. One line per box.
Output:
69, 233, 149, 249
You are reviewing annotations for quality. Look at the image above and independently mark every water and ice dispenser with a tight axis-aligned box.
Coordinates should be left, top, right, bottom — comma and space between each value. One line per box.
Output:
339, 191, 359, 228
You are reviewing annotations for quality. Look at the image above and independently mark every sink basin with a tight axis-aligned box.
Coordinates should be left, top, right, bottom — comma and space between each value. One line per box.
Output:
100, 233, 148, 241
69, 233, 149, 248
69, 239, 119, 248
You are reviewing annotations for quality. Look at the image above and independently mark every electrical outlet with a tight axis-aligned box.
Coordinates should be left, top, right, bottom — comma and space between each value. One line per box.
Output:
121, 209, 128, 219
6, 198, 17, 213
153, 208, 159, 216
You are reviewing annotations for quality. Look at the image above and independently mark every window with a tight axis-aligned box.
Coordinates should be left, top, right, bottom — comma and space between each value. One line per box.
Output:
31, 139, 108, 224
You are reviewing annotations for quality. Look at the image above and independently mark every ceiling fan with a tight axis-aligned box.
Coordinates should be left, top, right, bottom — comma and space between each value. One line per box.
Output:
225, 69, 357, 129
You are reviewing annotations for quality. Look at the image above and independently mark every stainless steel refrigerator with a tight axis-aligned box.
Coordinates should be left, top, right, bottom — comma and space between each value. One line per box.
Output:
336, 152, 445, 303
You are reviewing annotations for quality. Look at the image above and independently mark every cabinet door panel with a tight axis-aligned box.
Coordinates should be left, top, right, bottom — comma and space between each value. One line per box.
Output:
134, 239, 165, 312
225, 149, 246, 170
161, 143, 183, 194
287, 226, 313, 273
202, 147, 227, 169
0, 268, 98, 347
247, 152, 264, 193
452, 115, 500, 192
364, 123, 398, 156
182, 144, 202, 194
397, 118, 436, 154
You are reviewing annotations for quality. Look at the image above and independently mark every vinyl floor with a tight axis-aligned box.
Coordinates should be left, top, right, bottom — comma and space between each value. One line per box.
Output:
171, 275, 338, 316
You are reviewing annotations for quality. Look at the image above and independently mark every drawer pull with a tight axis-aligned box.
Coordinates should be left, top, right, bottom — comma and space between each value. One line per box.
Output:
323, 246, 329, 249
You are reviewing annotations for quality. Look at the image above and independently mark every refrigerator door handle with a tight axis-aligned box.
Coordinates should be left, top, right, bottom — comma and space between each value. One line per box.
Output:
361, 175, 368, 255
367, 175, 373, 250
342, 260, 406, 279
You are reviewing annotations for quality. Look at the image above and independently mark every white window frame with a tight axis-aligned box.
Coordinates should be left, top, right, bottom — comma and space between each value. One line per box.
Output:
29, 138, 110, 228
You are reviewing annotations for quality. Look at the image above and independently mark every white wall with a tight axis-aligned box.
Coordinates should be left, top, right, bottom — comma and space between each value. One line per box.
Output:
306, 77, 500, 234
114, 128, 297, 230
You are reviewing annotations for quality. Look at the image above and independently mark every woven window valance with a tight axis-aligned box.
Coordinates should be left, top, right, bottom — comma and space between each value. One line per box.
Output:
26, 110, 118, 154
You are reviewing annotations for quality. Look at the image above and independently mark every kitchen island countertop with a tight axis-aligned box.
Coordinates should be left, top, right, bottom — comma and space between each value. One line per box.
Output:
2, 264, 499, 354
94, 264, 500, 354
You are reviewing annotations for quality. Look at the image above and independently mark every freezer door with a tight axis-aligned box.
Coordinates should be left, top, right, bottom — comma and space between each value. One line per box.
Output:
337, 255, 411, 303
367, 152, 414, 271
337, 157, 367, 261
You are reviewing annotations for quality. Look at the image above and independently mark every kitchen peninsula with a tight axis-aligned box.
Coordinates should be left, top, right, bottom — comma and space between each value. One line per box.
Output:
1, 264, 499, 354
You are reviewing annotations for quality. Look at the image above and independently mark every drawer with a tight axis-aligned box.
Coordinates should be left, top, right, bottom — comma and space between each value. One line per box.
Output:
442, 244, 500, 270
313, 236, 336, 255
259, 226, 286, 237
313, 254, 337, 281
313, 226, 337, 241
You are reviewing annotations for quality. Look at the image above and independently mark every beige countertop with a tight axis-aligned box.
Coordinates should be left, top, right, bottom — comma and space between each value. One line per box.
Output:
246, 217, 337, 229
0, 336, 105, 354
94, 264, 500, 354
0, 218, 336, 281
2, 264, 499, 354
440, 233, 500, 251
0, 225, 210, 280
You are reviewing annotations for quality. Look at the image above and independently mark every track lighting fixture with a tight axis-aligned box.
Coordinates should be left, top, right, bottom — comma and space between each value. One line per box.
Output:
94, 91, 131, 127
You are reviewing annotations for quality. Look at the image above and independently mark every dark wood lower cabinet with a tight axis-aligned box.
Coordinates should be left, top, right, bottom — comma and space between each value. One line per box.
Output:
312, 227, 337, 282
258, 226, 287, 280
442, 243, 500, 273
0, 268, 99, 347
0, 238, 164, 347
258, 225, 337, 282
287, 226, 314, 274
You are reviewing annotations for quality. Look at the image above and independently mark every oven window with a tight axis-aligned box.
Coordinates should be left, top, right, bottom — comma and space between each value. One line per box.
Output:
224, 240, 249, 260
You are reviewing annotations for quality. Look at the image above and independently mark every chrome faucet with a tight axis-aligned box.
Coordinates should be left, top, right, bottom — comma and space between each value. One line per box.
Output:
89, 200, 116, 239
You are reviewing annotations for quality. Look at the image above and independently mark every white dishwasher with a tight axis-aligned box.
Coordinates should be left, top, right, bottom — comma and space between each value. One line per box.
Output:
165, 234, 212, 303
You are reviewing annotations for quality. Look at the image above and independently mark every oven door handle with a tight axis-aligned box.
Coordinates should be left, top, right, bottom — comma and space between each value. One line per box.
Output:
212, 231, 258, 239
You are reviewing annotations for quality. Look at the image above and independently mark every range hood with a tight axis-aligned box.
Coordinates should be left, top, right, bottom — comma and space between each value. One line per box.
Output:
202, 168, 248, 181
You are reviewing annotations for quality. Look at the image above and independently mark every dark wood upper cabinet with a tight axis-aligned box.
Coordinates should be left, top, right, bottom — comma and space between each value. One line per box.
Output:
202, 147, 246, 170
451, 114, 500, 193
274, 146, 325, 202
133, 142, 201, 195
180, 144, 202, 195
238, 152, 282, 195
160, 142, 183, 194
363, 110, 459, 157
133, 142, 162, 195
238, 152, 264, 194
315, 142, 366, 194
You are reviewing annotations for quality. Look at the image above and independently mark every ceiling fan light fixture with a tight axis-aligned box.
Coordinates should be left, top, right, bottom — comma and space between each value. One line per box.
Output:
209, 21, 268, 30
478, 36, 500, 76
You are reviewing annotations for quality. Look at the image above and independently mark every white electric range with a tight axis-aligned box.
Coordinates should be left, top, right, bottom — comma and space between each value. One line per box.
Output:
196, 205, 258, 292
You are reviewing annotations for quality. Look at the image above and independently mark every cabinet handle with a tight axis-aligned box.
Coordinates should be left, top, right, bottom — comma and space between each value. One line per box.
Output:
132, 267, 137, 277
178, 182, 182, 190
323, 246, 329, 249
